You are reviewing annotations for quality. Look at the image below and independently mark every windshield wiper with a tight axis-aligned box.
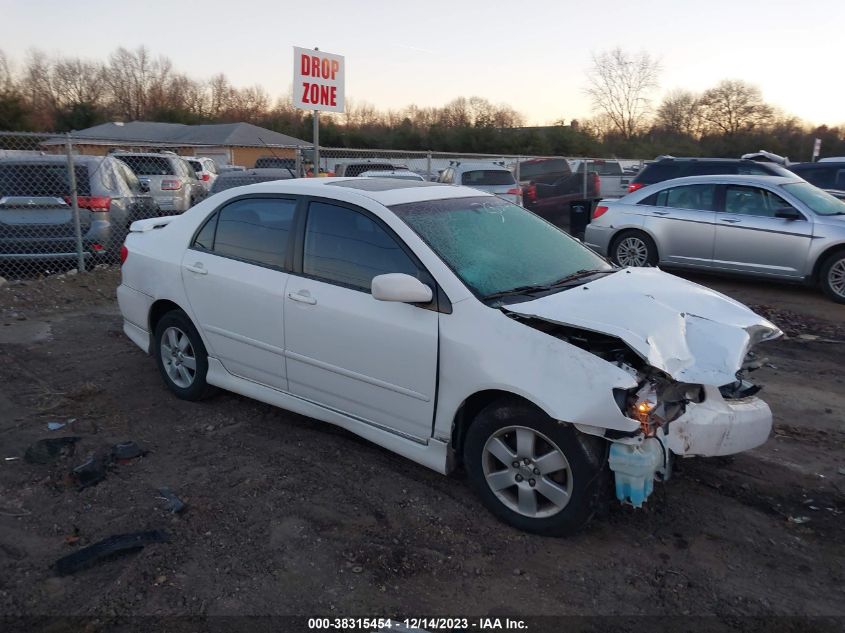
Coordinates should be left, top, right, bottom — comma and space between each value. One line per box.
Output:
481, 269, 614, 302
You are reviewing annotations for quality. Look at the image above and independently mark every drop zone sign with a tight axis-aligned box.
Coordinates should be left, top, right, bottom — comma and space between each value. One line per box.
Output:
293, 47, 345, 113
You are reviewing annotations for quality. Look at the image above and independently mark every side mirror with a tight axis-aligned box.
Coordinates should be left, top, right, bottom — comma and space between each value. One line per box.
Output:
138, 181, 150, 193
774, 207, 801, 220
371, 273, 433, 304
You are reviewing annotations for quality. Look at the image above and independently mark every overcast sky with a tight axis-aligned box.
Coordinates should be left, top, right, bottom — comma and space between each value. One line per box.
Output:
2, 0, 843, 126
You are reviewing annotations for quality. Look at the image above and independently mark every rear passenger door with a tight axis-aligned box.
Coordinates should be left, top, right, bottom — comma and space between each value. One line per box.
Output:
639, 183, 717, 268
283, 200, 439, 441
181, 196, 298, 389
712, 184, 813, 278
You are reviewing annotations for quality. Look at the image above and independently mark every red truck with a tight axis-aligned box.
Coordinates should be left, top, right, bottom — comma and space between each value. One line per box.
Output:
518, 158, 602, 236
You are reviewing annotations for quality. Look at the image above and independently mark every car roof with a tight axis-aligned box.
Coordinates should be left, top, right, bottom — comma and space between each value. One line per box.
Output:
216, 176, 488, 206
0, 154, 107, 165
217, 168, 293, 178
632, 174, 804, 191
790, 161, 845, 168
452, 161, 509, 170
653, 157, 763, 163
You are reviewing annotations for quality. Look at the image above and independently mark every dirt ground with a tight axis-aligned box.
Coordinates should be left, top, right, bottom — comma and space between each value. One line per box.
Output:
0, 267, 843, 626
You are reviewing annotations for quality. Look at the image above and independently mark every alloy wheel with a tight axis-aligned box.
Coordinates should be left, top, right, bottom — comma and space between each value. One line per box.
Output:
616, 236, 650, 267
160, 326, 197, 389
481, 425, 573, 518
828, 258, 845, 299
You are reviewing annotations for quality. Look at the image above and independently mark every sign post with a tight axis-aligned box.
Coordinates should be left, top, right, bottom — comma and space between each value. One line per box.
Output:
293, 46, 345, 175
812, 138, 822, 162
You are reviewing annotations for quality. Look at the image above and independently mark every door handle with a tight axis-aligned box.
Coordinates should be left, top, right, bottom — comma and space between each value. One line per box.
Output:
287, 291, 317, 305
652, 211, 670, 216
719, 218, 741, 224
184, 263, 207, 275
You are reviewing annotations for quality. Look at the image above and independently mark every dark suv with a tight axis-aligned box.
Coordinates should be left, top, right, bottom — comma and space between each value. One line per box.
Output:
787, 162, 845, 200
627, 157, 795, 194
0, 155, 159, 268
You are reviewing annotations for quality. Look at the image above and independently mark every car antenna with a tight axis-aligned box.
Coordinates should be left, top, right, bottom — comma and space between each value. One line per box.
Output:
257, 136, 296, 178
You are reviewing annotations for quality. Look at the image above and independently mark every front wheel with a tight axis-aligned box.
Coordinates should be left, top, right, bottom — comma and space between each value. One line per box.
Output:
820, 251, 845, 303
463, 399, 607, 536
153, 310, 215, 400
611, 230, 658, 267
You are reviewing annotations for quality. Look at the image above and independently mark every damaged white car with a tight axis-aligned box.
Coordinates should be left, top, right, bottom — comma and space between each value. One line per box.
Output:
117, 178, 781, 536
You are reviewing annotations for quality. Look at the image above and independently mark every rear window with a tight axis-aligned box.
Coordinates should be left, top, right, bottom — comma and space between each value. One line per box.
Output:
460, 170, 516, 186
255, 157, 295, 169
187, 160, 202, 173
788, 166, 845, 190
635, 163, 682, 184
0, 163, 91, 197
118, 155, 175, 176
343, 163, 394, 177
209, 174, 291, 194
519, 159, 569, 180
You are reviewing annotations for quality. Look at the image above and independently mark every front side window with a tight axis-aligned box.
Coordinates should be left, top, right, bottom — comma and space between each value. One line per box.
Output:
391, 196, 610, 299
724, 185, 794, 217
655, 184, 716, 211
303, 202, 419, 291
198, 197, 296, 268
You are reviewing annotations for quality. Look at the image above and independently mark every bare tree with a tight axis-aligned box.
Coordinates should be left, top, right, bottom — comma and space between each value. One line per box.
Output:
655, 89, 703, 137
698, 79, 774, 136
585, 48, 660, 139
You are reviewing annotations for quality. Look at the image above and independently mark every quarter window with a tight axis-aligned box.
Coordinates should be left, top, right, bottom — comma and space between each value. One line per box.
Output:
724, 185, 795, 218
196, 197, 296, 268
303, 202, 419, 291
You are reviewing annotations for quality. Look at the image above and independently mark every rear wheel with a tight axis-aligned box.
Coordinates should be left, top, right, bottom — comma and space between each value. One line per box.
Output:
820, 250, 845, 303
463, 398, 607, 536
611, 230, 658, 267
153, 310, 215, 400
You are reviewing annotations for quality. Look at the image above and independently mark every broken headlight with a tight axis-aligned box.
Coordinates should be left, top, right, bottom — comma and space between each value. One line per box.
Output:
625, 373, 704, 434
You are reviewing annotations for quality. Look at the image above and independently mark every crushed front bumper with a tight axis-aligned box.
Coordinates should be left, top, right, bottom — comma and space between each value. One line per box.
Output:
662, 385, 772, 457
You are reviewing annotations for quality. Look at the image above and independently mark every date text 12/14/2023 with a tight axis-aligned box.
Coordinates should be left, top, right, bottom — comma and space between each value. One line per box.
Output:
307, 617, 528, 630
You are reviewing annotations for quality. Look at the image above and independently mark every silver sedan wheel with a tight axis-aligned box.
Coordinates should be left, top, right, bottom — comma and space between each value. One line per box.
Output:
481, 425, 573, 519
616, 236, 650, 267
160, 326, 197, 389
828, 258, 845, 299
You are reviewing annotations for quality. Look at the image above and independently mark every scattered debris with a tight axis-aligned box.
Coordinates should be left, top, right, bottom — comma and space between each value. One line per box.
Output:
24, 437, 81, 464
47, 421, 68, 431
788, 516, 810, 524
157, 487, 186, 513
111, 440, 145, 462
4, 457, 21, 462
52, 530, 170, 576
0, 506, 31, 517
838, 467, 845, 476
71, 456, 110, 490
351, 565, 363, 574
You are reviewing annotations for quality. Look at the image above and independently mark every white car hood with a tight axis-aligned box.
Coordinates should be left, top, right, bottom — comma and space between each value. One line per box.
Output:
506, 268, 782, 386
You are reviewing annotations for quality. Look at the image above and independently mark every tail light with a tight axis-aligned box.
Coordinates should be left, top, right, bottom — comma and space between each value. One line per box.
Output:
201, 173, 210, 182
593, 205, 609, 219
525, 184, 537, 202
64, 196, 112, 212
627, 182, 645, 193
120, 244, 128, 266
161, 179, 183, 190
91, 243, 104, 252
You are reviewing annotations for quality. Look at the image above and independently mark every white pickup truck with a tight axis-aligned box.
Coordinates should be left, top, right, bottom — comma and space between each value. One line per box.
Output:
569, 159, 631, 198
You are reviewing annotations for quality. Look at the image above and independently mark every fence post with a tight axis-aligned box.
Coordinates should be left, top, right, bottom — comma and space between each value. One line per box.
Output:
426, 151, 432, 181
515, 156, 521, 184
65, 133, 86, 273
295, 146, 302, 178
582, 158, 588, 198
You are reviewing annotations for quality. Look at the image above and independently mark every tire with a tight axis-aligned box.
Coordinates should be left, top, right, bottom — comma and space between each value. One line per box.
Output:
153, 309, 215, 400
463, 398, 608, 536
819, 250, 845, 303
610, 230, 658, 267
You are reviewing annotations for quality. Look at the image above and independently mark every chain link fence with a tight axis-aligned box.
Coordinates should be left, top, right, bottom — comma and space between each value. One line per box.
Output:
0, 130, 645, 279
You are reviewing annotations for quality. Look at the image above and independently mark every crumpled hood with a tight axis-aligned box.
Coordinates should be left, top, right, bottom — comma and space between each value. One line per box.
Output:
506, 268, 782, 386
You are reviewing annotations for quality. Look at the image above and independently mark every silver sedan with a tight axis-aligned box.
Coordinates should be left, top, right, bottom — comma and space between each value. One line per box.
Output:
584, 174, 845, 302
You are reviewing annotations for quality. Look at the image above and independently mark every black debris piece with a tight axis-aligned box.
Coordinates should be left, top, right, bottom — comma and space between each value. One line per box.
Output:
24, 437, 81, 464
52, 530, 170, 576
71, 455, 110, 490
158, 487, 186, 513
111, 440, 146, 461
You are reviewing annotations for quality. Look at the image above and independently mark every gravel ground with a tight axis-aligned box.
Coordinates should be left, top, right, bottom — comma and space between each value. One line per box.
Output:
0, 268, 843, 628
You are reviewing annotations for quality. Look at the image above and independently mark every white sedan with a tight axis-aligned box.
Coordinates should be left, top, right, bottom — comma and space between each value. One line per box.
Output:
118, 177, 781, 535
